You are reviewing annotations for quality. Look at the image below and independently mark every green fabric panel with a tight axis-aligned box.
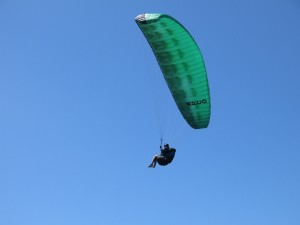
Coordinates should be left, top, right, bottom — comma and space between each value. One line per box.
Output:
135, 13, 211, 129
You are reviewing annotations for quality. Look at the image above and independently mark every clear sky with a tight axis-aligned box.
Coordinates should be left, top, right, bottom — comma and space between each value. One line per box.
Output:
1, 0, 300, 225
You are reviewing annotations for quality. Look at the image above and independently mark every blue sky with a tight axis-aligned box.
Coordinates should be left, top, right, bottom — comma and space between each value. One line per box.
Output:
1, 0, 300, 225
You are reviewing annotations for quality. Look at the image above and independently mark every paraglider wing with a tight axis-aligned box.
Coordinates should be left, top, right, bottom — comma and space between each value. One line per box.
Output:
135, 13, 211, 129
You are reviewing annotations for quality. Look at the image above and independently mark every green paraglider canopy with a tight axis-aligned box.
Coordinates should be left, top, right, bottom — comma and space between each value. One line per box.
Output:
135, 13, 211, 129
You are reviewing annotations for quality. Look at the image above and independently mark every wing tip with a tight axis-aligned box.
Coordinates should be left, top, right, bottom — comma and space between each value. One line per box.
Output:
135, 14, 147, 24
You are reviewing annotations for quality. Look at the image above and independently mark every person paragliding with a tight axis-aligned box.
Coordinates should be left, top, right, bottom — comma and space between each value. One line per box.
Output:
136, 13, 211, 169
148, 143, 176, 168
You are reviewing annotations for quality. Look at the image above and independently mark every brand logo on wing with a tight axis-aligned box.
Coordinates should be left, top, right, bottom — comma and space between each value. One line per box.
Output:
186, 99, 208, 106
